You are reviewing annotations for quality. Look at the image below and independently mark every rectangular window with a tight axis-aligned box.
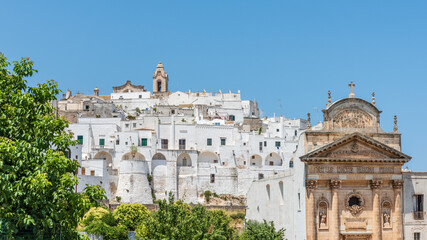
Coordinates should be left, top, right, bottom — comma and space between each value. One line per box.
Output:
116, 139, 120, 145
414, 232, 420, 240
220, 138, 226, 146
99, 138, 105, 146
264, 141, 267, 147
269, 161, 274, 166
414, 194, 424, 220
259, 142, 263, 151
133, 123, 136, 128
207, 138, 212, 146
141, 138, 147, 146
125, 124, 129, 128
77, 135, 83, 145
275, 141, 281, 148
276, 129, 279, 132
210, 174, 215, 183
258, 173, 264, 180
85, 105, 89, 110
161, 139, 168, 149
90, 170, 95, 176
179, 139, 186, 150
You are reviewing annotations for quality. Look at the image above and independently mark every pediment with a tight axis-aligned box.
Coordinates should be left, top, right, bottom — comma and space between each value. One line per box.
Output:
301, 133, 410, 163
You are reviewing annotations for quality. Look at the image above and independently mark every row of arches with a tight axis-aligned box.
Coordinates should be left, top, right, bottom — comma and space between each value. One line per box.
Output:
93, 151, 286, 168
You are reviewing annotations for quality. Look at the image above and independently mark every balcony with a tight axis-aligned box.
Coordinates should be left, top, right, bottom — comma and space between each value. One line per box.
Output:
413, 211, 425, 220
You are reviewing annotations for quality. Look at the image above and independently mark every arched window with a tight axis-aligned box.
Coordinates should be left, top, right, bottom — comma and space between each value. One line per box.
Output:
157, 81, 162, 92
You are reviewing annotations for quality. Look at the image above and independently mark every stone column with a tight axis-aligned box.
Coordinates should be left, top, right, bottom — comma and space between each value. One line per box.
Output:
371, 180, 383, 240
329, 179, 341, 240
306, 180, 317, 240
392, 180, 404, 240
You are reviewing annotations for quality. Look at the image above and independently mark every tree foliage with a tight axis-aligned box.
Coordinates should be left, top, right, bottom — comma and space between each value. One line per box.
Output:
113, 203, 150, 231
136, 194, 236, 239
239, 220, 285, 240
0, 53, 105, 239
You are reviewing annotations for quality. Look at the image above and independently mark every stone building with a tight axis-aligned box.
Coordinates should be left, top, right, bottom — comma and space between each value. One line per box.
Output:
246, 83, 427, 240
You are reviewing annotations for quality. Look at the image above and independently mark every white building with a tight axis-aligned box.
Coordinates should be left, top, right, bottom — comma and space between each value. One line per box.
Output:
60, 62, 306, 205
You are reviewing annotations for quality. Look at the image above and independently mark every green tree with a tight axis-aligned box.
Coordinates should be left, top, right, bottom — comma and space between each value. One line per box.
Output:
113, 203, 150, 231
136, 194, 236, 239
239, 220, 285, 240
0, 54, 105, 239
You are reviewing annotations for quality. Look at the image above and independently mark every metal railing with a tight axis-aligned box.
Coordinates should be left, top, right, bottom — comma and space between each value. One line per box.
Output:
413, 211, 424, 220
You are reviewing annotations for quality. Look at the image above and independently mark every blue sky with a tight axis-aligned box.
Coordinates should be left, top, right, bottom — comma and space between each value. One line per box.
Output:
1, 1, 426, 171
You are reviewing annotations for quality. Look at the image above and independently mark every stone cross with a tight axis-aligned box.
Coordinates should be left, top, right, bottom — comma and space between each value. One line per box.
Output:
348, 82, 356, 98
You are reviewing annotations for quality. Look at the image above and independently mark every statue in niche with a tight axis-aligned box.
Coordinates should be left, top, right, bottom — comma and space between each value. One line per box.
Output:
383, 212, 391, 227
319, 211, 327, 227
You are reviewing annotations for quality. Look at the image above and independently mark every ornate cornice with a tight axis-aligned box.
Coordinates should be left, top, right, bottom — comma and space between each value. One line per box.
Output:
370, 180, 383, 190
329, 179, 341, 189
392, 180, 404, 189
306, 180, 318, 189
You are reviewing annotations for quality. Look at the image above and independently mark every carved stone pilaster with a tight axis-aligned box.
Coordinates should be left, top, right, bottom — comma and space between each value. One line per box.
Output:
329, 179, 341, 189
392, 180, 404, 189
370, 180, 383, 190
306, 180, 318, 189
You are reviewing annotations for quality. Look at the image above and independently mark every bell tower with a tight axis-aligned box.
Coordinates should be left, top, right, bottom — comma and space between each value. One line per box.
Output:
153, 62, 169, 95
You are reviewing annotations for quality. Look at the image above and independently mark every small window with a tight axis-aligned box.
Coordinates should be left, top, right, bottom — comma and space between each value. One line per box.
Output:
207, 138, 212, 146
133, 123, 136, 128
414, 194, 424, 220
215, 122, 220, 126
161, 139, 168, 149
414, 232, 421, 240
77, 135, 83, 145
85, 105, 89, 110
258, 173, 264, 180
125, 124, 129, 128
213, 159, 218, 163
210, 174, 215, 183
243, 161, 246, 165
116, 139, 120, 145
275, 141, 281, 148
289, 160, 294, 168
229, 115, 235, 121
125, 142, 128, 145
276, 129, 279, 132
220, 138, 226, 146
139, 95, 142, 98
75, 155, 78, 160
259, 142, 263, 151
269, 161, 274, 166
141, 138, 147, 146
294, 130, 298, 136
99, 138, 105, 146
90, 170, 95, 176
81, 167, 86, 175
179, 139, 186, 150
171, 110, 175, 114
264, 141, 267, 147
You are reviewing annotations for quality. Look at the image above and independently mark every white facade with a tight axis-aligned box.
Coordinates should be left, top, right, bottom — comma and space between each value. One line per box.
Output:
403, 172, 427, 240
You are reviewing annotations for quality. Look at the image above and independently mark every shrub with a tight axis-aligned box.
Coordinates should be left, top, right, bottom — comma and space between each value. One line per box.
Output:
230, 212, 245, 220
116, 196, 122, 202
204, 190, 212, 203
239, 220, 285, 240
113, 203, 150, 231
81, 207, 110, 227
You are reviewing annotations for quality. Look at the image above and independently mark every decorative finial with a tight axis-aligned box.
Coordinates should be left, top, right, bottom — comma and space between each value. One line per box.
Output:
348, 82, 356, 98
328, 90, 331, 103
372, 92, 376, 105
307, 113, 311, 130
393, 115, 398, 133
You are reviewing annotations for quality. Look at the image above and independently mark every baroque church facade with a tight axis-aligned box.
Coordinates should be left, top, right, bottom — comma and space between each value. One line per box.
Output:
246, 84, 426, 240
